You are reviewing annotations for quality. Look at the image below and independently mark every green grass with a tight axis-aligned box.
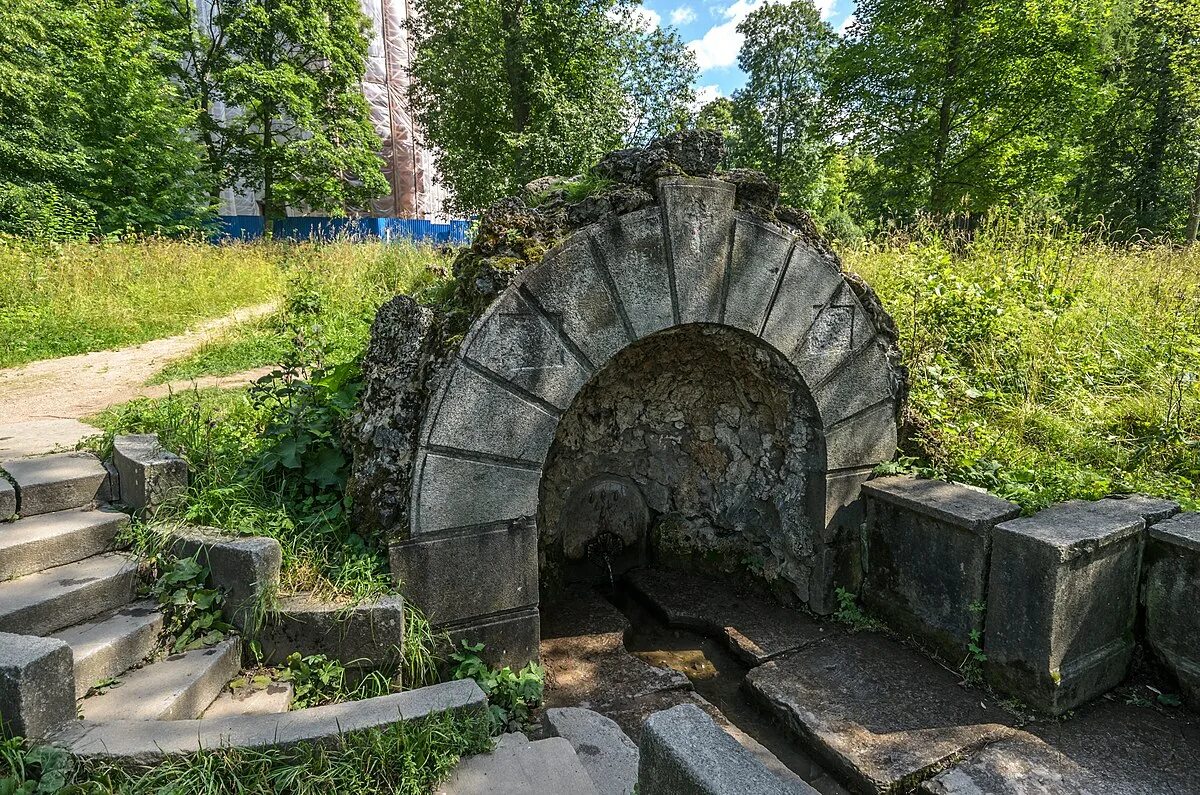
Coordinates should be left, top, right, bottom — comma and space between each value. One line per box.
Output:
842, 217, 1200, 512
147, 316, 291, 384
0, 237, 283, 369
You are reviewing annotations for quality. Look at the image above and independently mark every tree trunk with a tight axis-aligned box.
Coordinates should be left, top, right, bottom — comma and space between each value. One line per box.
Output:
931, 0, 967, 214
501, 0, 531, 178
1139, 56, 1176, 231
262, 114, 274, 240
1188, 152, 1200, 244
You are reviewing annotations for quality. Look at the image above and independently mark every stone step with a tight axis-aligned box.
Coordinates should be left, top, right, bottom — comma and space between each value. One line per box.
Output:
0, 553, 138, 636
202, 680, 294, 719
0, 507, 129, 581
80, 637, 242, 722
546, 707, 639, 795
437, 735, 598, 795
51, 601, 164, 698
0, 452, 108, 517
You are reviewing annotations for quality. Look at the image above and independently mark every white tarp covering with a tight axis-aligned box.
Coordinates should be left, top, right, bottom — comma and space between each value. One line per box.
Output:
208, 0, 448, 219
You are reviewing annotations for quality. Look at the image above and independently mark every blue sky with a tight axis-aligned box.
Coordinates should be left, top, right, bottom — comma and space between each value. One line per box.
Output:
629, 0, 857, 102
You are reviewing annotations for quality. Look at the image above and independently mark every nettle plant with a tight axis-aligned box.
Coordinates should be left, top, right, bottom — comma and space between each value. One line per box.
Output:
450, 642, 546, 731
148, 555, 233, 654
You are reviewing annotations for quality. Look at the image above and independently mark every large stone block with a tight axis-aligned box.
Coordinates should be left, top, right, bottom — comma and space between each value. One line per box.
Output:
426, 363, 560, 464
0, 477, 15, 520
985, 500, 1145, 714
2, 452, 107, 517
390, 521, 538, 625
1143, 512, 1200, 709
863, 476, 1020, 661
759, 243, 844, 357
112, 434, 189, 514
658, 177, 735, 324
170, 530, 282, 633
412, 451, 541, 534
793, 282, 878, 388
824, 399, 898, 472
811, 341, 900, 428
589, 208, 672, 340
638, 704, 816, 795
442, 606, 541, 670
722, 218, 793, 335
546, 707, 639, 795
258, 595, 405, 669
0, 633, 75, 738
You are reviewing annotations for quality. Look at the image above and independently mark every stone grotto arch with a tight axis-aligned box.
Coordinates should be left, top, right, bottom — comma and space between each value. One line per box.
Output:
389, 176, 905, 665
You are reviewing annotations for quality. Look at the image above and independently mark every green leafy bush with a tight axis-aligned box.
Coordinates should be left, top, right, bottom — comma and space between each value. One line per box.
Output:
451, 642, 546, 730
147, 555, 234, 654
278, 652, 395, 710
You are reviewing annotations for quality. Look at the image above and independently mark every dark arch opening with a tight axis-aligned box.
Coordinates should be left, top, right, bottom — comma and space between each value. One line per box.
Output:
537, 323, 827, 600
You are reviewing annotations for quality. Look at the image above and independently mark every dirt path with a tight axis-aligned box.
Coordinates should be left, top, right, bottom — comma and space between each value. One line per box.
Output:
0, 303, 278, 460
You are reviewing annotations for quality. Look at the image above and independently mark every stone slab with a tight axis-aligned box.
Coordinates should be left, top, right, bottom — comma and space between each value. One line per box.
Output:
863, 478, 1019, 662
203, 681, 294, 718
746, 631, 1014, 794
413, 451, 541, 534
811, 341, 900, 428
546, 707, 639, 795
1, 451, 107, 517
427, 363, 560, 463
258, 595, 405, 669
52, 600, 164, 697
862, 476, 1021, 532
171, 529, 281, 633
986, 500, 1143, 714
0, 506, 129, 581
391, 521, 537, 625
759, 243, 844, 359
0, 632, 75, 738
824, 400, 899, 472
0, 553, 138, 636
589, 208, 672, 340
625, 568, 828, 666
80, 637, 242, 722
639, 703, 816, 794
112, 433, 188, 514
443, 606, 542, 670
0, 477, 14, 520
438, 735, 598, 795
1144, 511, 1200, 708
922, 700, 1200, 794
722, 218, 794, 334
54, 679, 487, 762
659, 177, 735, 324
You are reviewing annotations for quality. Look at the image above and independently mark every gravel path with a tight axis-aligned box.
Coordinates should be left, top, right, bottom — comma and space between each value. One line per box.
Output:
0, 303, 277, 460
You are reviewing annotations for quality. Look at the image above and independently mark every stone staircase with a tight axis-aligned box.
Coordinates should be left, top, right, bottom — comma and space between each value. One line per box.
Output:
0, 451, 245, 724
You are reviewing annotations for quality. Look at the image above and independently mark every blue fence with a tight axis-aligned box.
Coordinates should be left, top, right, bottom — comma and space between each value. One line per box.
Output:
216, 216, 472, 245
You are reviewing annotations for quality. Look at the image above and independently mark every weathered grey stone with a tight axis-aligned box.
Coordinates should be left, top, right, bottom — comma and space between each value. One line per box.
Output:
811, 340, 903, 428
171, 529, 282, 633
0, 633, 75, 738
203, 681, 294, 718
0, 506, 129, 581
392, 521, 537, 625
0, 477, 15, 519
626, 568, 826, 666
52, 601, 164, 697
759, 243, 844, 356
462, 288, 594, 411
55, 679, 488, 762
654, 129, 725, 177
721, 218, 794, 334
439, 735, 598, 795
1096, 493, 1179, 525
639, 704, 816, 795
520, 234, 633, 369
719, 169, 780, 211
659, 178, 735, 324
546, 707, 639, 795
442, 606, 541, 670
559, 476, 649, 561
746, 632, 1014, 794
98, 460, 119, 504
1144, 512, 1200, 709
863, 476, 1020, 660
80, 637, 241, 722
258, 595, 405, 668
2, 451, 107, 516
426, 363, 560, 463
793, 284, 879, 388
112, 433, 188, 514
413, 451, 541, 534
589, 208, 672, 339
824, 400, 899, 472
986, 499, 1144, 714
0, 553, 137, 636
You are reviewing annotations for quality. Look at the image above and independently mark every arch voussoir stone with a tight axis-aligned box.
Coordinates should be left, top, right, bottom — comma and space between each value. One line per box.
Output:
387, 173, 906, 667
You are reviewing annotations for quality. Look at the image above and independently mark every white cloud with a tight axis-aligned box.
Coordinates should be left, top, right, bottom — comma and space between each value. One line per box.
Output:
837, 11, 856, 35
670, 5, 698, 25
609, 5, 662, 31
693, 84, 723, 109
816, 0, 836, 19
687, 0, 766, 71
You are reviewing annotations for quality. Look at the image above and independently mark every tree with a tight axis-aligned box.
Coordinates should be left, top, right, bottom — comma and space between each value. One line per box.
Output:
0, 0, 209, 239
201, 0, 388, 225
409, 0, 696, 212
827, 0, 1111, 221
735, 0, 835, 205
